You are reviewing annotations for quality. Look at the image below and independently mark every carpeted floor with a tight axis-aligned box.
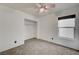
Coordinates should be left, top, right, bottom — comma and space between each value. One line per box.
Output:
0, 38, 79, 55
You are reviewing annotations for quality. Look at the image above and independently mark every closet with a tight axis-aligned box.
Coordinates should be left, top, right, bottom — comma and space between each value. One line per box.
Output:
24, 19, 37, 40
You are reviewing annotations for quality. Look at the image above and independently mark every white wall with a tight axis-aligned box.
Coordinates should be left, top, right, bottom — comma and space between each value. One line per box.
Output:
38, 6, 79, 50
0, 5, 37, 52
53, 6, 79, 50
24, 19, 37, 40
38, 13, 58, 42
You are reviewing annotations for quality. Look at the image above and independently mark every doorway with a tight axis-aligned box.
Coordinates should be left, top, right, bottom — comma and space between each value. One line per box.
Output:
24, 19, 37, 40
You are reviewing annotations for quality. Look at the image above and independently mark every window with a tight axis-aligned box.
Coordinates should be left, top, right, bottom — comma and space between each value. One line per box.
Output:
58, 14, 75, 40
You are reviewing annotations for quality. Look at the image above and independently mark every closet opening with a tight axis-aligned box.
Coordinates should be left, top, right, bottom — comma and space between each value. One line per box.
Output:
24, 19, 37, 40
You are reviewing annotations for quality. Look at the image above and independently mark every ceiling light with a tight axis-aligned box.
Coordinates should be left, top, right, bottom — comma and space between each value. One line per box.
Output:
36, 3, 55, 13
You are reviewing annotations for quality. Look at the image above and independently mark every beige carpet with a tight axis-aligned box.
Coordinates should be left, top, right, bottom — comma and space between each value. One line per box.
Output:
0, 38, 79, 55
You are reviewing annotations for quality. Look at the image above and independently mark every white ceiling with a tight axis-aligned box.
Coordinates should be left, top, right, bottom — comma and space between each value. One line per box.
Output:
0, 3, 79, 17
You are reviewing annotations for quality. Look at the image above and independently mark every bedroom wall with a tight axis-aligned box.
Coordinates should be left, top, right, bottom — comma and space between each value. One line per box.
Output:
52, 6, 79, 50
38, 6, 79, 50
37, 13, 58, 42
0, 5, 37, 52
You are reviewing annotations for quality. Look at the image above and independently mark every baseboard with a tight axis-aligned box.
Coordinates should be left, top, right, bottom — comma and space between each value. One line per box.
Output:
24, 37, 37, 40
37, 38, 79, 51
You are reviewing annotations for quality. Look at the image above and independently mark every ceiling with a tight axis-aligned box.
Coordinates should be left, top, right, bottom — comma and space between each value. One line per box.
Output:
0, 3, 79, 17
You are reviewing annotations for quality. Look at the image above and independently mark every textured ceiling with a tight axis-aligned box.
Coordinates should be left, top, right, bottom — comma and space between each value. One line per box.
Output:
0, 3, 79, 17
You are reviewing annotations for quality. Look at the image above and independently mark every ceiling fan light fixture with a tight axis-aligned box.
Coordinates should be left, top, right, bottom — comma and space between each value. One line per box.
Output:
40, 7, 45, 13
36, 3, 56, 13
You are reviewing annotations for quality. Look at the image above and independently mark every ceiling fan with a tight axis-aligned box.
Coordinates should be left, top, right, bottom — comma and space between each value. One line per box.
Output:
36, 3, 55, 13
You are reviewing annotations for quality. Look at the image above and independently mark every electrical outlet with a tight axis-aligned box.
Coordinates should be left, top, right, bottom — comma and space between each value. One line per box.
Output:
51, 38, 53, 40
14, 41, 17, 43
